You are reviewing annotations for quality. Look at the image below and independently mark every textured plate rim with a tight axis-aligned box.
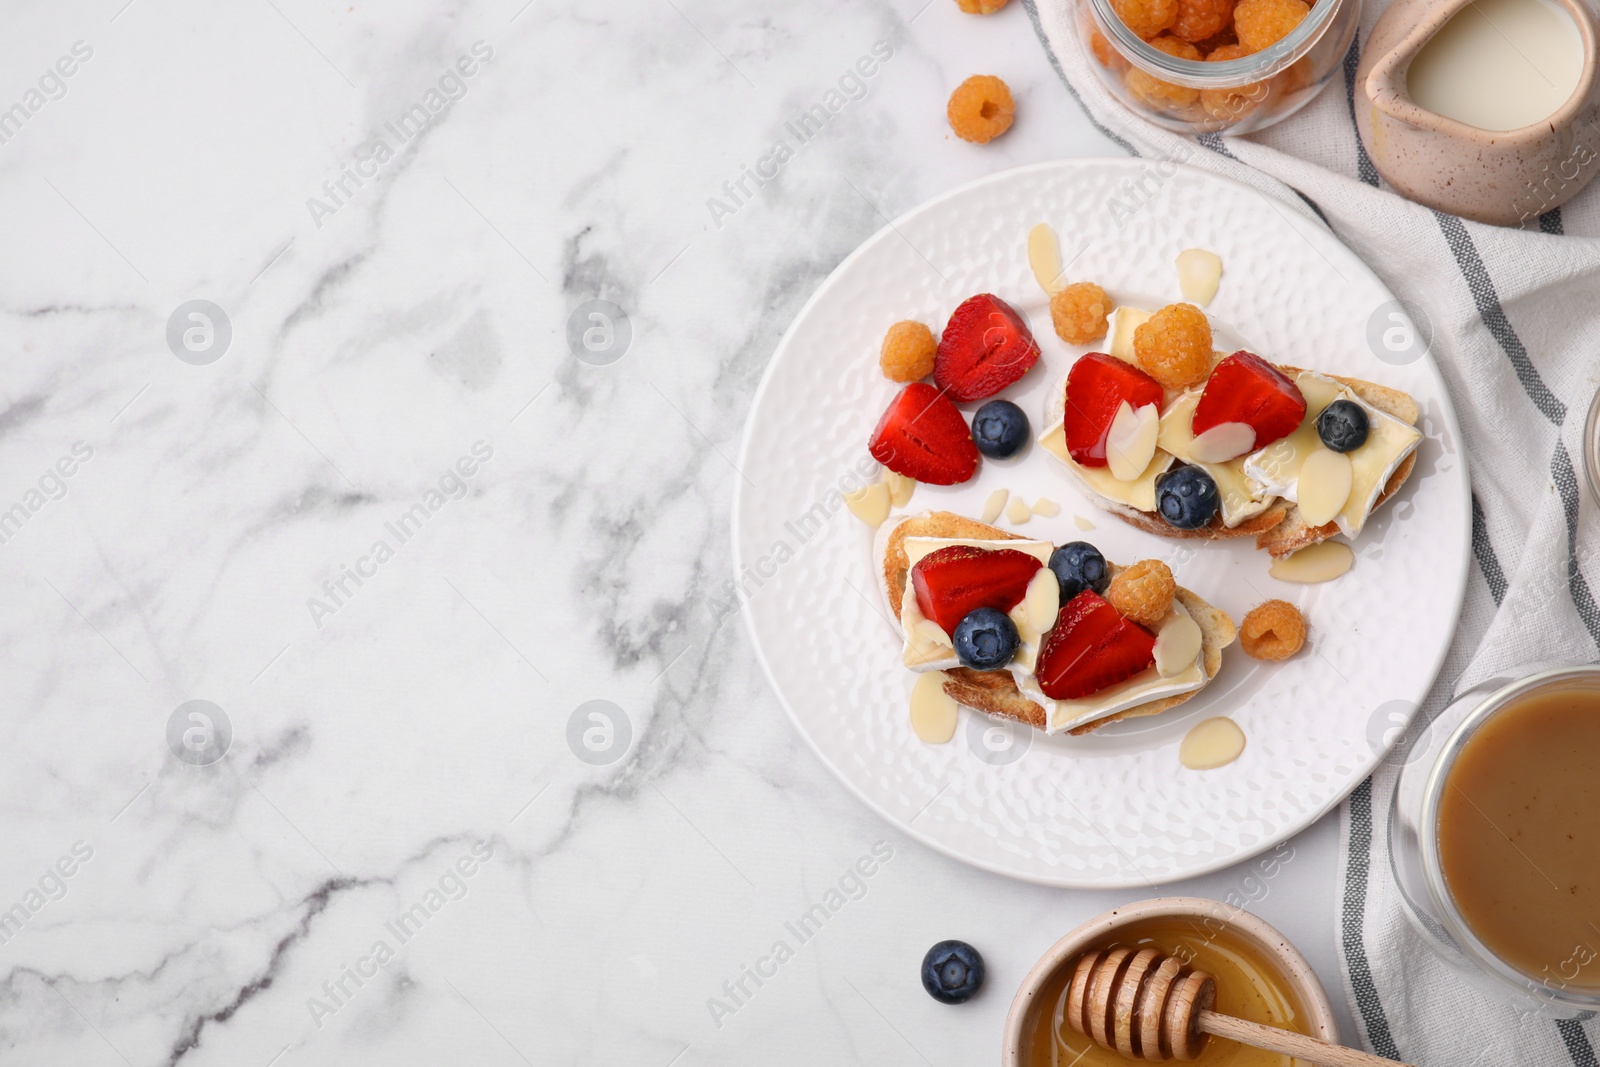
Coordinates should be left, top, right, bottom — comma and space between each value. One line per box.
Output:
732, 158, 1471, 888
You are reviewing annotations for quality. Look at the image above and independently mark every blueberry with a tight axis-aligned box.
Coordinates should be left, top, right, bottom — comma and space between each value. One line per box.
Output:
1048, 541, 1109, 601
970, 400, 1030, 459
1317, 399, 1370, 453
1156, 465, 1220, 530
922, 940, 985, 1004
951, 608, 1019, 670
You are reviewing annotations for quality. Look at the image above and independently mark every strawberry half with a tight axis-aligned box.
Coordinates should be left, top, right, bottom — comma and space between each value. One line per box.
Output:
933, 294, 1041, 402
1192, 351, 1307, 451
1035, 591, 1156, 700
868, 383, 980, 485
1062, 352, 1165, 467
911, 545, 1042, 635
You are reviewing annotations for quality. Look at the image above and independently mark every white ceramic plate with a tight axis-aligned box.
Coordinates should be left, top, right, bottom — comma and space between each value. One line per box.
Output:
733, 160, 1469, 888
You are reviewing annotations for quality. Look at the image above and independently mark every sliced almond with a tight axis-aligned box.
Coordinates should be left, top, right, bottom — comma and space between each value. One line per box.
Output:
1297, 448, 1354, 527
1006, 496, 1033, 524
1107, 306, 1153, 362
1074, 514, 1096, 531
910, 671, 960, 744
1010, 567, 1061, 643
1028, 223, 1066, 296
843, 481, 890, 527
1107, 401, 1160, 482
1153, 613, 1203, 677
981, 488, 1009, 524
1176, 248, 1223, 307
1187, 421, 1256, 464
1031, 497, 1061, 517
1179, 717, 1245, 770
883, 469, 916, 508
1269, 540, 1355, 584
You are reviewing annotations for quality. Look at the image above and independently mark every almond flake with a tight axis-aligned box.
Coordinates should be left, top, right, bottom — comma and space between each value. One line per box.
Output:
1176, 248, 1223, 306
843, 482, 890, 527
1298, 448, 1353, 526
981, 488, 1008, 524
1107, 401, 1160, 481
1010, 567, 1060, 642
1153, 613, 1203, 677
1268, 540, 1354, 584
1028, 223, 1066, 296
883, 469, 916, 508
909, 672, 959, 744
1188, 421, 1257, 464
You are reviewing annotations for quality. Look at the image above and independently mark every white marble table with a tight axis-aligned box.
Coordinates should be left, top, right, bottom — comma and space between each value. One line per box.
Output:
0, 0, 1357, 1062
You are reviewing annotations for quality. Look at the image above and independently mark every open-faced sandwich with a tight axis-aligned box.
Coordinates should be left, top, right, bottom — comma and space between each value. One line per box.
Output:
875, 510, 1236, 736
1037, 303, 1423, 557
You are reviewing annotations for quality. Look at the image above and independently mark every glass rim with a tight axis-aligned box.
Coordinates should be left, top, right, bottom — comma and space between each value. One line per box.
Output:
1086, 0, 1347, 87
1418, 664, 1600, 1009
1584, 384, 1600, 504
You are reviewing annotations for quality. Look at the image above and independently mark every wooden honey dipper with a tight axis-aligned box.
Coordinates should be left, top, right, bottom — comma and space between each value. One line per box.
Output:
1065, 947, 1414, 1067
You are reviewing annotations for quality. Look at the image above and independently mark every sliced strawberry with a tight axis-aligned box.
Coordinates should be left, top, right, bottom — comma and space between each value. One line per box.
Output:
933, 294, 1041, 402
1192, 351, 1307, 451
1062, 352, 1165, 467
868, 382, 980, 485
1035, 591, 1156, 700
911, 545, 1042, 635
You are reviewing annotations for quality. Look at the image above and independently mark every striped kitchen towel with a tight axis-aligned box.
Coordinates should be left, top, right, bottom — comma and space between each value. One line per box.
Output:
1021, 0, 1600, 1061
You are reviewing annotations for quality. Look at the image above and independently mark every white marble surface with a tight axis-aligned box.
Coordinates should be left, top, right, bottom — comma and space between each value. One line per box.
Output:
0, 0, 1358, 1062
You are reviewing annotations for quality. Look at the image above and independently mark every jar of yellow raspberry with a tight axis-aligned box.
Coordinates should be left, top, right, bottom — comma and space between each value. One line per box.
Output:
1075, 0, 1359, 133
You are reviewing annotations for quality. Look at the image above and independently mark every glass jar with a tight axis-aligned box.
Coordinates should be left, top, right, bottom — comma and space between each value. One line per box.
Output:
1389, 664, 1600, 1013
1074, 0, 1361, 134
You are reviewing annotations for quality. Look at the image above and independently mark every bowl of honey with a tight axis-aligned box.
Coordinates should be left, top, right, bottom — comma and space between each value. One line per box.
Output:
1004, 897, 1337, 1066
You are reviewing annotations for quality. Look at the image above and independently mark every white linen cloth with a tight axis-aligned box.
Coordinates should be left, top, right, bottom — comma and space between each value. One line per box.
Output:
1022, 0, 1600, 1061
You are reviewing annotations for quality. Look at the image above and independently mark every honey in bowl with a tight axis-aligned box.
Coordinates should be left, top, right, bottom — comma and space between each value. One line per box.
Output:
1026, 915, 1315, 1066
1438, 685, 1600, 992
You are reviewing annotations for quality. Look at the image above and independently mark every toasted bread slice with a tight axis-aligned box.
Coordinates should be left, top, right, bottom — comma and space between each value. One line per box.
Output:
1044, 364, 1420, 556
880, 512, 1236, 735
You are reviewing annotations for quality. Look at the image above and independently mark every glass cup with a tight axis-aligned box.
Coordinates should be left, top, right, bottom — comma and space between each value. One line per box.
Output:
1073, 0, 1361, 134
1389, 664, 1600, 1012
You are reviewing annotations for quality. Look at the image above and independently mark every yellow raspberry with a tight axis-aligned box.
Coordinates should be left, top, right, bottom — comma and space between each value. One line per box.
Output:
1107, 560, 1177, 626
1200, 44, 1268, 123
1051, 283, 1115, 346
1110, 0, 1178, 37
1240, 599, 1306, 660
1274, 56, 1314, 95
957, 0, 1009, 11
1205, 42, 1251, 59
1089, 27, 1131, 71
947, 75, 1016, 144
879, 321, 938, 382
1171, 0, 1234, 42
1133, 302, 1213, 388
1233, 0, 1309, 53
1124, 36, 1203, 110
